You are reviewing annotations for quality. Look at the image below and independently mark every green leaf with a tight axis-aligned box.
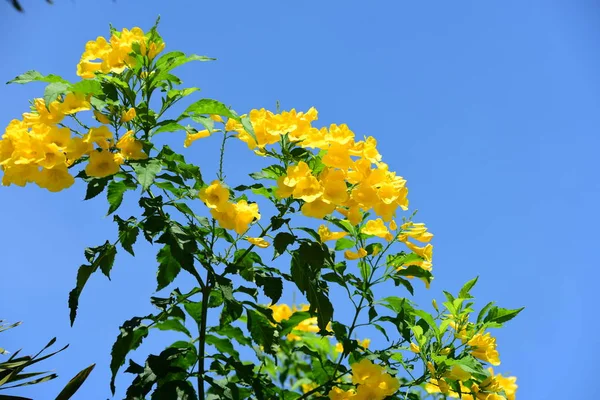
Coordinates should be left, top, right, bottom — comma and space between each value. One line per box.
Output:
68, 242, 117, 325
476, 302, 495, 324
255, 274, 283, 304
483, 306, 524, 325
155, 51, 215, 74
184, 99, 238, 120
153, 319, 191, 337
249, 165, 286, 181
70, 80, 103, 96
334, 237, 355, 251
246, 310, 276, 354
396, 265, 433, 283
107, 180, 136, 215
54, 364, 95, 400
279, 311, 312, 336
183, 301, 202, 323
392, 277, 414, 295
414, 309, 440, 339
273, 232, 295, 258
84, 177, 109, 200
132, 159, 162, 191
7, 70, 69, 85
459, 277, 479, 299
156, 245, 182, 291
110, 317, 149, 394
153, 122, 186, 135
43, 82, 69, 106
205, 335, 239, 358
114, 216, 139, 256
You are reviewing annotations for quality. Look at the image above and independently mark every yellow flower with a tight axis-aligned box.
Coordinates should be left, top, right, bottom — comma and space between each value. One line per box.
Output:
60, 93, 91, 114
209, 114, 223, 123
424, 378, 450, 395
320, 168, 348, 205
325, 123, 354, 146
22, 98, 64, 126
439, 347, 451, 356
351, 183, 378, 209
84, 126, 113, 150
344, 248, 367, 260
36, 164, 75, 192
246, 237, 270, 248
293, 175, 323, 202
184, 129, 211, 148
399, 222, 433, 243
93, 110, 111, 124
351, 359, 385, 386
404, 241, 433, 262
328, 387, 355, 400
318, 225, 348, 242
322, 143, 353, 170
358, 338, 370, 348
1, 164, 39, 187
495, 371, 517, 400
361, 218, 393, 240
66, 137, 93, 163
121, 108, 136, 123
269, 304, 292, 322
198, 180, 230, 209
232, 200, 260, 234
467, 333, 500, 366
334, 342, 344, 353
301, 383, 317, 394
210, 202, 237, 231
445, 365, 472, 382
38, 143, 66, 169
116, 130, 147, 160
389, 220, 397, 230
409, 343, 420, 353
301, 198, 336, 219
85, 150, 120, 178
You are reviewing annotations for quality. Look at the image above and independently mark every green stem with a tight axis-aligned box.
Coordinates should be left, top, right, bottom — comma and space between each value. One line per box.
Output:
197, 274, 212, 400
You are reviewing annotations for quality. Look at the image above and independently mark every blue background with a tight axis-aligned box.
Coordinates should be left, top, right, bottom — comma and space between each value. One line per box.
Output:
1, 1, 598, 398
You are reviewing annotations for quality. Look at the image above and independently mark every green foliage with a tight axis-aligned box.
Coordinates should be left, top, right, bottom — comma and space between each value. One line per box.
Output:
3, 21, 523, 400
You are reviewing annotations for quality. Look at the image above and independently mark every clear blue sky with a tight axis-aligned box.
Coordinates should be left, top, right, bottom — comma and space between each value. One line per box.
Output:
1, 1, 598, 399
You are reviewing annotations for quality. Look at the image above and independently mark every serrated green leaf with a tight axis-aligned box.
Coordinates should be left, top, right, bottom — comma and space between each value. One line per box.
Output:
273, 232, 295, 258
184, 99, 237, 120
247, 309, 276, 354
334, 237, 355, 251
156, 245, 182, 291
110, 317, 149, 394
7, 70, 69, 85
459, 277, 479, 299
132, 159, 162, 191
152, 319, 191, 337
43, 82, 69, 106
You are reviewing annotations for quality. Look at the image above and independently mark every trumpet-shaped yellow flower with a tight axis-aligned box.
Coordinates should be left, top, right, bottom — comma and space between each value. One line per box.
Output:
36, 164, 75, 192
120, 108, 136, 123
184, 129, 211, 148
116, 130, 147, 160
199, 180, 230, 209
317, 225, 348, 242
467, 332, 501, 366
409, 343, 420, 353
328, 387, 356, 400
399, 222, 434, 243
301, 198, 336, 219
344, 248, 367, 260
246, 237, 270, 248
85, 150, 120, 178
361, 218, 393, 240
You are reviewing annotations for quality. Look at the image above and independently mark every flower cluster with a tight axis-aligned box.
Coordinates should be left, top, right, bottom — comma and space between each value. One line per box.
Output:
425, 367, 517, 400
270, 303, 319, 341
0, 95, 91, 191
329, 358, 400, 400
198, 180, 260, 234
77, 27, 165, 79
